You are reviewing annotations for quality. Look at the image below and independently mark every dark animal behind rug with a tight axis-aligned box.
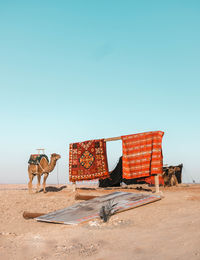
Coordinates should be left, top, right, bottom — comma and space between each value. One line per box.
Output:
99, 157, 122, 187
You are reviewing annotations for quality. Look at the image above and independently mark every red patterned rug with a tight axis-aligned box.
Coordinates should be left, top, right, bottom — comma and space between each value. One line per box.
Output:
122, 131, 164, 179
69, 139, 109, 182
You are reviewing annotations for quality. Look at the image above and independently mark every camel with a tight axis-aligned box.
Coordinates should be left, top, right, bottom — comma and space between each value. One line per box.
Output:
162, 166, 179, 187
28, 153, 61, 193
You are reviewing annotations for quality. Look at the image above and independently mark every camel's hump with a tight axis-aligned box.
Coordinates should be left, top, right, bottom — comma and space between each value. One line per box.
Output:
28, 154, 49, 165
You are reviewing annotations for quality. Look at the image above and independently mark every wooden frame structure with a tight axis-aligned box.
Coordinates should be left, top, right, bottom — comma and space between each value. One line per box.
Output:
71, 136, 160, 193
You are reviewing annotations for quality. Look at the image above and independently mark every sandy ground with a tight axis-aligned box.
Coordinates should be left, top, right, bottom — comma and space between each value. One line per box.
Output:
0, 184, 200, 260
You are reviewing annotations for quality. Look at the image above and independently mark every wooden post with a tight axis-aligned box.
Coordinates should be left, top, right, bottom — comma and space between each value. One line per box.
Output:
75, 193, 98, 200
23, 211, 45, 219
154, 175, 159, 193
72, 182, 76, 192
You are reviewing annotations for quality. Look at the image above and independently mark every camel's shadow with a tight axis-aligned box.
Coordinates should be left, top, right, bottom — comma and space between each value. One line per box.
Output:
39, 185, 67, 193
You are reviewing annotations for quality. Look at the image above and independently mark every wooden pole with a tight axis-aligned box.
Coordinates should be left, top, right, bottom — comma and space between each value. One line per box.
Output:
154, 175, 160, 193
75, 193, 98, 200
23, 211, 45, 219
104, 136, 121, 142
72, 182, 76, 192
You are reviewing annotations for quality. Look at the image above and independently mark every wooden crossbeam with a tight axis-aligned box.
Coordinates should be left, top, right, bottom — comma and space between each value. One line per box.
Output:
104, 136, 121, 142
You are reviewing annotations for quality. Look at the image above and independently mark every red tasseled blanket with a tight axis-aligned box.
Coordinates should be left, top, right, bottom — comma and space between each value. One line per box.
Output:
69, 139, 109, 182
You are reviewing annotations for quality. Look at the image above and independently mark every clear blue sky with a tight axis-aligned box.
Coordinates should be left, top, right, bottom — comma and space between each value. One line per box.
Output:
0, 0, 199, 184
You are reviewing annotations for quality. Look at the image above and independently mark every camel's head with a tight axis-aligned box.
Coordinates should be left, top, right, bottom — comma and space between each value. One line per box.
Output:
51, 153, 61, 161
174, 166, 180, 172
168, 167, 176, 176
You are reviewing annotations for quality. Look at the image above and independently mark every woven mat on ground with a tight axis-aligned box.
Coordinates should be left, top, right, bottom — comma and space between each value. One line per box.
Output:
121, 131, 164, 179
69, 139, 109, 182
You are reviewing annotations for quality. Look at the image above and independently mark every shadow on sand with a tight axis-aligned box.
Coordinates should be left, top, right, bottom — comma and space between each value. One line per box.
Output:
39, 185, 67, 193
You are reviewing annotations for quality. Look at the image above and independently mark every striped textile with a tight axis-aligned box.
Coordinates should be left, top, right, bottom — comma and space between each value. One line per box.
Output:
121, 131, 164, 179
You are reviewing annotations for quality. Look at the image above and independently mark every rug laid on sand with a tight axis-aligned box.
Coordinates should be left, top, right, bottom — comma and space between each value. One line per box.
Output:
121, 131, 164, 179
69, 139, 109, 182
36, 192, 161, 225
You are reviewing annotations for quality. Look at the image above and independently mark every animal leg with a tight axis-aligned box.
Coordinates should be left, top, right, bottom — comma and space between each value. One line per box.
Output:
43, 173, 49, 193
170, 175, 178, 186
28, 172, 34, 194
36, 174, 41, 193
173, 175, 178, 186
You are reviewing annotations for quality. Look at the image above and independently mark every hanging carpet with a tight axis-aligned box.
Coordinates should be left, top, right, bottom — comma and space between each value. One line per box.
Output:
121, 131, 164, 180
69, 139, 109, 182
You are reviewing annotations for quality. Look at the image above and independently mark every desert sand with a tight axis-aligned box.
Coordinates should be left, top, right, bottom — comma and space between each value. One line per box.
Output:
0, 184, 200, 260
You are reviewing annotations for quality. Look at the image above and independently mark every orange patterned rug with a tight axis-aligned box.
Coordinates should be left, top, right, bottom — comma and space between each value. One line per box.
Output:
69, 139, 109, 182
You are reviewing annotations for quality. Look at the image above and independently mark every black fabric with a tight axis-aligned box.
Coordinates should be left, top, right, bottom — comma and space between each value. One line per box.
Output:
28, 154, 49, 165
99, 156, 149, 187
99, 157, 122, 187
122, 178, 147, 185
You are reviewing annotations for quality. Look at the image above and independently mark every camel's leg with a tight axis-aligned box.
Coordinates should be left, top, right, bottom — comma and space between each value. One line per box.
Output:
28, 172, 35, 194
43, 173, 49, 193
36, 174, 41, 193
174, 175, 179, 186
171, 175, 178, 186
